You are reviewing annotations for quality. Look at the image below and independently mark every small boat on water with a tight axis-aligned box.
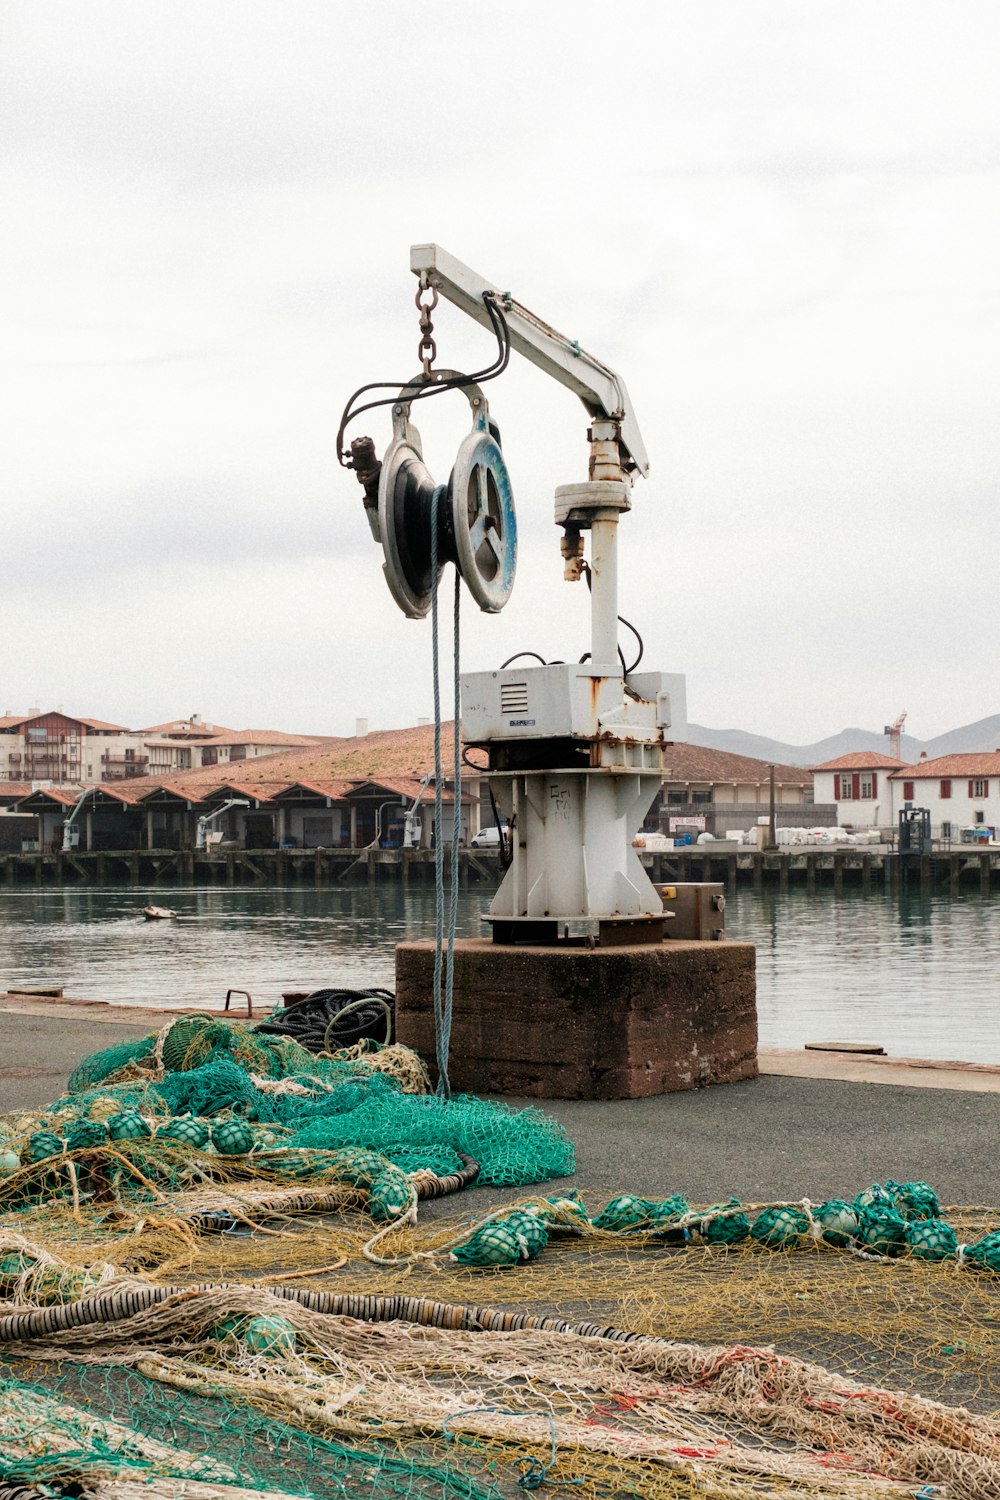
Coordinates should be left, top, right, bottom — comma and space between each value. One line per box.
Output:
142, 905, 177, 921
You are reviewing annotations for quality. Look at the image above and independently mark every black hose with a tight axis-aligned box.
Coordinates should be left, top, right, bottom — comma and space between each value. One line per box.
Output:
337, 294, 511, 465
254, 988, 395, 1054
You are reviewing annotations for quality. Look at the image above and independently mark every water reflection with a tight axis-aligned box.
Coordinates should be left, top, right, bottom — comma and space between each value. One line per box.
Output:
0, 884, 997, 1065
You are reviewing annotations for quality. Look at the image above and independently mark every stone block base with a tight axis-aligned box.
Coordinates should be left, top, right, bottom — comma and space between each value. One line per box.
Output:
395, 938, 757, 1100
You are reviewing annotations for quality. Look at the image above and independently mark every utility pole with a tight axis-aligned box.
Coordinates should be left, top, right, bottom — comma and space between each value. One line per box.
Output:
766, 765, 777, 850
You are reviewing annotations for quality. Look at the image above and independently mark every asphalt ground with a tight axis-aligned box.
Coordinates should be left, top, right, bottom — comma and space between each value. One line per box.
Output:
3, 1008, 1000, 1207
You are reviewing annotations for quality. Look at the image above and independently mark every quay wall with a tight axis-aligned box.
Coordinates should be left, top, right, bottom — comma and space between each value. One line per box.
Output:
0, 847, 999, 895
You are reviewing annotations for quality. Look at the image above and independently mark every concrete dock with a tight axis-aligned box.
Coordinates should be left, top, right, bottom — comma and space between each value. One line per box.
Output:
3, 993, 999, 1207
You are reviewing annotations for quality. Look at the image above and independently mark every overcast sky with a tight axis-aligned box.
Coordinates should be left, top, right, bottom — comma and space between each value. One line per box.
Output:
2, 1, 997, 745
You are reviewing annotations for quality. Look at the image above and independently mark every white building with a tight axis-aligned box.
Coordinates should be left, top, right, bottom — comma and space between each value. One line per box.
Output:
889, 753, 1000, 841
0, 710, 321, 786
0, 711, 132, 785
810, 751, 907, 831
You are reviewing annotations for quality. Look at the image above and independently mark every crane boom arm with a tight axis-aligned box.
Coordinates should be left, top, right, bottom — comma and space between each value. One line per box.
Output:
409, 243, 650, 478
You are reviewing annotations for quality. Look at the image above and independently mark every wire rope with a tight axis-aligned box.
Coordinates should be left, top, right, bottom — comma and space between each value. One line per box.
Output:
430, 485, 448, 1098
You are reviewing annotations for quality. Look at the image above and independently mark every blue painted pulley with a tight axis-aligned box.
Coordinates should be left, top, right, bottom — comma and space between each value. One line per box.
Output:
448, 424, 517, 615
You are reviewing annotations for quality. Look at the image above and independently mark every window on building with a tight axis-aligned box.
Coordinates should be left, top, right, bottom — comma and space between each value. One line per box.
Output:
666, 791, 685, 806
860, 774, 875, 799
941, 821, 952, 839
940, 780, 951, 798
975, 810, 985, 825
838, 775, 853, 799
970, 779, 989, 798
691, 790, 712, 805
903, 781, 915, 801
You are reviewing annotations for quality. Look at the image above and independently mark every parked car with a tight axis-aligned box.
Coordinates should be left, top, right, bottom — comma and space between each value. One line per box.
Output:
470, 826, 504, 849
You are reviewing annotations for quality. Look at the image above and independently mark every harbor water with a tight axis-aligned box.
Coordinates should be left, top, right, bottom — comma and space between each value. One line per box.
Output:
0, 885, 997, 1065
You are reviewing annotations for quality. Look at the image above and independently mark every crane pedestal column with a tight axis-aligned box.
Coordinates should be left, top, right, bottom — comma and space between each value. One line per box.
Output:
394, 938, 757, 1100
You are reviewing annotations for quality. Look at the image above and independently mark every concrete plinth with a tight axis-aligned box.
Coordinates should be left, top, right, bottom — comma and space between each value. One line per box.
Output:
395, 937, 757, 1100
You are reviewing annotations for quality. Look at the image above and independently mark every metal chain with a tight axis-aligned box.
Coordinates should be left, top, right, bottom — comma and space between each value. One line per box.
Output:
416, 274, 438, 376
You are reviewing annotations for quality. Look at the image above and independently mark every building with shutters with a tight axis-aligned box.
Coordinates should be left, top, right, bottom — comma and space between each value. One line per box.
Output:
889, 753, 1000, 842
810, 751, 908, 831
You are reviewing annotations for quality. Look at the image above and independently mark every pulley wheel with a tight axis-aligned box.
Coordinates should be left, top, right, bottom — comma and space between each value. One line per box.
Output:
377, 430, 444, 619
449, 429, 517, 613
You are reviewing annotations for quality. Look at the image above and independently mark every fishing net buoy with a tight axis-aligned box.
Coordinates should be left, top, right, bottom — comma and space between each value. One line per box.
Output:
591, 1195, 657, 1231
541, 1193, 590, 1236
65, 1118, 108, 1151
698, 1199, 751, 1246
751, 1206, 811, 1249
107, 1110, 152, 1142
650, 1194, 690, 1242
814, 1199, 859, 1248
854, 1182, 896, 1215
27, 1130, 63, 1162
161, 1116, 210, 1149
0, 1149, 20, 1176
322, 1147, 395, 1187
211, 1118, 255, 1156
905, 1218, 957, 1261
964, 1229, 1000, 1273
451, 1209, 549, 1267
893, 1180, 940, 1221
215, 1314, 297, 1356
367, 1167, 416, 1222
856, 1204, 907, 1256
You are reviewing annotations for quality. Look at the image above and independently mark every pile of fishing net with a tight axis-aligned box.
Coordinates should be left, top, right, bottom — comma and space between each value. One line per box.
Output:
52, 1013, 574, 1189
8, 1019, 1000, 1496
4, 1274, 1000, 1498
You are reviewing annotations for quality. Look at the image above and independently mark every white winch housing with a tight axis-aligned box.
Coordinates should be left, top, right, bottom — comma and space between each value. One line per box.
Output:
464, 663, 688, 938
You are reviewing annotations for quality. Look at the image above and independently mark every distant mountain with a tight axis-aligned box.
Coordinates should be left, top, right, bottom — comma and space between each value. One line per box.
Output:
921, 715, 1000, 759
687, 715, 1000, 768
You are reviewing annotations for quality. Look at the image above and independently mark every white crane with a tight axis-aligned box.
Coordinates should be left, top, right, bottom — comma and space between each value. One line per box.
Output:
61, 789, 92, 851
402, 773, 434, 849
195, 798, 250, 851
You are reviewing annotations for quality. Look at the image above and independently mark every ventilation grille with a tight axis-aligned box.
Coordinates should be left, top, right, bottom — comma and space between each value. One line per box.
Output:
500, 681, 529, 714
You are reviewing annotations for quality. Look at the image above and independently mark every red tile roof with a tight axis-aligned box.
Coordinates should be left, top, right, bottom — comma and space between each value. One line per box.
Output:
152, 724, 453, 789
812, 751, 910, 772
0, 713, 127, 732
88, 784, 148, 806
138, 719, 235, 735
889, 753, 1000, 780
0, 781, 32, 798
664, 744, 810, 784
14, 787, 82, 808
270, 779, 359, 801
198, 729, 325, 748
76, 717, 129, 732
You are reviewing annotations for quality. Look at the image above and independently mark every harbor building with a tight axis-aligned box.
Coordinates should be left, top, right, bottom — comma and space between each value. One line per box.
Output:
811, 751, 910, 832
0, 710, 323, 785
650, 745, 822, 839
889, 753, 1000, 842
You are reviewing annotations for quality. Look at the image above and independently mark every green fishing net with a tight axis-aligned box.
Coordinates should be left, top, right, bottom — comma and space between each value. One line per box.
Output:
67, 1036, 156, 1093
290, 1091, 574, 1187
32, 1028, 577, 1193
0, 1363, 496, 1500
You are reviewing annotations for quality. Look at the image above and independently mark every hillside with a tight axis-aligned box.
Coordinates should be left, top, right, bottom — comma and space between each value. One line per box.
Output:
688, 715, 1000, 767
